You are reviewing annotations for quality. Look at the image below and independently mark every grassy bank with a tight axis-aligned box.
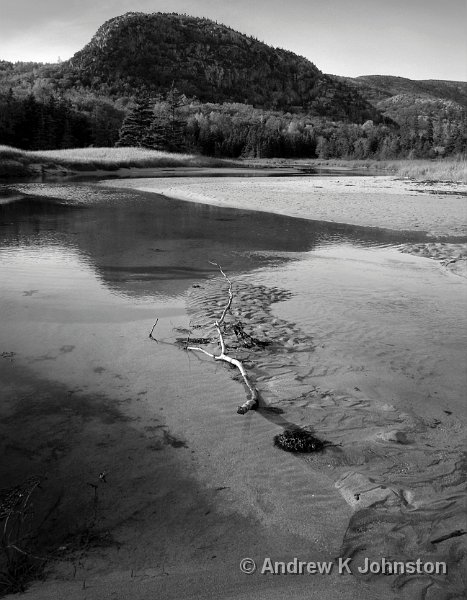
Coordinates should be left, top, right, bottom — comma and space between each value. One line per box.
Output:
243, 157, 467, 183
326, 158, 467, 183
0, 145, 230, 178
1, 146, 466, 183
381, 158, 467, 183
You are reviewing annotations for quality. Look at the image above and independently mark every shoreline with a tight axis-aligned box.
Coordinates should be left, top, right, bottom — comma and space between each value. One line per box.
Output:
100, 174, 467, 237
100, 174, 467, 276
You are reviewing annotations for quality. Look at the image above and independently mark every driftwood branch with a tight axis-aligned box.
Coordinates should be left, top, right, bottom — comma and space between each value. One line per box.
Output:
187, 262, 259, 414
430, 529, 467, 545
149, 319, 159, 341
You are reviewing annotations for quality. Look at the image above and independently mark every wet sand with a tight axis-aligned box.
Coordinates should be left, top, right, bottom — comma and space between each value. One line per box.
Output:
101, 174, 467, 237
0, 260, 388, 600
1, 176, 466, 600
102, 174, 467, 278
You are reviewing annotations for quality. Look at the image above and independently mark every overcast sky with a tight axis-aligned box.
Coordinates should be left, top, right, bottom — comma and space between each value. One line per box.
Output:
0, 0, 466, 81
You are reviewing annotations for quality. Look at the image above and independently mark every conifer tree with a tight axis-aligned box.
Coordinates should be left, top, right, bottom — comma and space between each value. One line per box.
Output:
19, 94, 40, 148
143, 85, 188, 152
0, 89, 17, 146
142, 96, 169, 150
116, 95, 154, 147
165, 84, 187, 151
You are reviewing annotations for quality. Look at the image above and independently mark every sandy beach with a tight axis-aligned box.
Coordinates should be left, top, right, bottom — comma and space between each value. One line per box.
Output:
1, 173, 466, 600
102, 174, 467, 278
101, 174, 467, 237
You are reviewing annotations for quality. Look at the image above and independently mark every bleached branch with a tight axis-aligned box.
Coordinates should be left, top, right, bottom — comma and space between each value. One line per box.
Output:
187, 263, 259, 414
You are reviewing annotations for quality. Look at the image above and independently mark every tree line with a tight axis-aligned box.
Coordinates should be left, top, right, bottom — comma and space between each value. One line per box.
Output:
0, 89, 123, 150
1, 87, 465, 159
117, 90, 467, 159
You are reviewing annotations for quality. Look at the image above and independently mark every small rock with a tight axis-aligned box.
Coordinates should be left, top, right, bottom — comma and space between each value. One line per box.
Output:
336, 471, 403, 510
376, 430, 411, 444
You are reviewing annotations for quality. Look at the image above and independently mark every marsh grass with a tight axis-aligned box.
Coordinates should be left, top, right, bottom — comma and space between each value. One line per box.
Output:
243, 157, 467, 183
0, 477, 46, 595
0, 145, 229, 177
1, 145, 466, 182
384, 159, 467, 183
0, 474, 118, 595
323, 158, 467, 183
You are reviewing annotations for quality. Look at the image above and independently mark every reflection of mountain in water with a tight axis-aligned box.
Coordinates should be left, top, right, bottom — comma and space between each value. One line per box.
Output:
1, 182, 432, 300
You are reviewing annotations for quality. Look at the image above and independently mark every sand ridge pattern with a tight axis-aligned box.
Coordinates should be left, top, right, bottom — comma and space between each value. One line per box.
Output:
183, 272, 466, 599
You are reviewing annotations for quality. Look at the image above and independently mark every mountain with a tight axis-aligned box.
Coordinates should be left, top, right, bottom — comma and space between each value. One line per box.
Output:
0, 13, 465, 159
64, 12, 383, 123
337, 75, 467, 124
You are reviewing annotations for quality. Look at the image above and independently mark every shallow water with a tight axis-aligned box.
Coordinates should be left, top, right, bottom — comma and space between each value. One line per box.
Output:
0, 180, 466, 599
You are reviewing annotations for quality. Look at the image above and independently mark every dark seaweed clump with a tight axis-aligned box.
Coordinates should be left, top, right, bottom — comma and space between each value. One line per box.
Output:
274, 428, 327, 453
232, 321, 270, 349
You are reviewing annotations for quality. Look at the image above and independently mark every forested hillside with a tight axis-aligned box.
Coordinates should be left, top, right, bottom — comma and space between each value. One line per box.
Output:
0, 12, 465, 159
340, 76, 467, 107
340, 75, 466, 123
66, 12, 382, 123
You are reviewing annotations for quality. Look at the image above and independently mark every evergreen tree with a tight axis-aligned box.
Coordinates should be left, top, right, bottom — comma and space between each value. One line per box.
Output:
19, 94, 40, 148
164, 84, 187, 151
143, 109, 169, 150
44, 96, 58, 149
116, 95, 154, 147
0, 89, 17, 146
143, 86, 188, 152
90, 103, 124, 146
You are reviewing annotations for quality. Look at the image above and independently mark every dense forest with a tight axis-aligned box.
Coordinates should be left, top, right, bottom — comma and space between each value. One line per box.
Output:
0, 12, 466, 159
0, 89, 123, 149
1, 85, 465, 160
114, 87, 465, 159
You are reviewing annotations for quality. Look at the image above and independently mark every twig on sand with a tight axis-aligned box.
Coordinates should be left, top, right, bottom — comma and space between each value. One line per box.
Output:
149, 319, 159, 341
186, 262, 259, 414
430, 529, 467, 545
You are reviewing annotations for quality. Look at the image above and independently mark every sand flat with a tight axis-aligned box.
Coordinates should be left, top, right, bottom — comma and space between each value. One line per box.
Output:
101, 175, 467, 237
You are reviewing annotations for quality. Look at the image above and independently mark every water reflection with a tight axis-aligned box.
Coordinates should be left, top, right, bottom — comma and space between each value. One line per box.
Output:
0, 182, 432, 301
1, 244, 101, 298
